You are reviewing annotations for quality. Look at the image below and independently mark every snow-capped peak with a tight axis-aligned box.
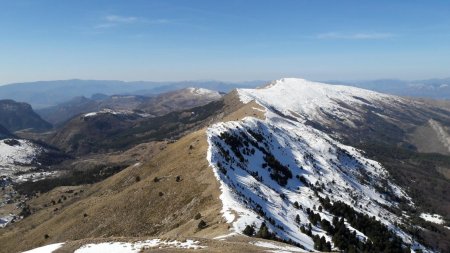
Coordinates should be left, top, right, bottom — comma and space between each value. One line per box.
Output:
238, 78, 400, 124
186, 87, 222, 99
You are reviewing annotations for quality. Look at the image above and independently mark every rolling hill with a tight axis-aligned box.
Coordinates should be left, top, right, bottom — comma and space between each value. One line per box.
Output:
0, 79, 262, 109
37, 88, 223, 126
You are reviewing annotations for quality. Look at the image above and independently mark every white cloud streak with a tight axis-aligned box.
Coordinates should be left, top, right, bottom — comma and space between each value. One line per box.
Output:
94, 15, 171, 29
105, 15, 140, 23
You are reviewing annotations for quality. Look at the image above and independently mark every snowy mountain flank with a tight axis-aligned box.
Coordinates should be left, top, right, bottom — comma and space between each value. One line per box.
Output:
0, 139, 44, 180
207, 78, 434, 252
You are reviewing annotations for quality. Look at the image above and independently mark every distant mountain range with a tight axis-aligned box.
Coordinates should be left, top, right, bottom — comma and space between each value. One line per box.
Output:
328, 78, 450, 100
37, 87, 223, 125
0, 79, 265, 109
1, 78, 449, 111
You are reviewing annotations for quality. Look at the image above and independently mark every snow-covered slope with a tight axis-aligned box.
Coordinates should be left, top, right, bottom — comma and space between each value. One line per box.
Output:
0, 139, 40, 166
0, 138, 59, 183
186, 87, 222, 99
239, 78, 404, 127
207, 78, 429, 252
83, 108, 151, 118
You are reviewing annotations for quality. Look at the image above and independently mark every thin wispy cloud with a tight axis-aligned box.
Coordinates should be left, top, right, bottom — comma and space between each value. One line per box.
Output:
94, 14, 171, 29
316, 32, 395, 40
105, 15, 140, 23
146, 19, 171, 25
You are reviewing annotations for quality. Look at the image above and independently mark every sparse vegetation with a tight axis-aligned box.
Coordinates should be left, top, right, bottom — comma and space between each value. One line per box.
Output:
317, 196, 410, 253
264, 154, 292, 186
198, 220, 207, 229
243, 225, 255, 236
14, 164, 128, 196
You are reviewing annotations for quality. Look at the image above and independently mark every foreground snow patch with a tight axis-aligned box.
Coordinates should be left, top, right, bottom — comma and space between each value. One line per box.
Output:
420, 213, 445, 225
21, 243, 64, 253
251, 241, 305, 253
74, 239, 205, 253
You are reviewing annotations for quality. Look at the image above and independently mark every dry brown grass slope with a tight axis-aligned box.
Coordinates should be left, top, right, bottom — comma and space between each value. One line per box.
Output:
0, 92, 266, 253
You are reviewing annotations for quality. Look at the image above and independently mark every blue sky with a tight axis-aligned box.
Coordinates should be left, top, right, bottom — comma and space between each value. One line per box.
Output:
1, 0, 449, 84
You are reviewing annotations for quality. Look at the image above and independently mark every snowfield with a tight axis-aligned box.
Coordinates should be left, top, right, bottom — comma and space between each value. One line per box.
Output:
23, 239, 205, 253
74, 239, 205, 252
207, 78, 430, 252
251, 241, 306, 252
21, 243, 64, 253
83, 108, 151, 118
187, 87, 222, 99
0, 139, 41, 167
420, 213, 445, 225
238, 78, 405, 127
0, 138, 56, 184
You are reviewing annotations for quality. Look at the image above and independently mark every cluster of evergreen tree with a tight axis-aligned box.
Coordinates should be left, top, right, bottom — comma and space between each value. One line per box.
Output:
219, 128, 293, 187
312, 234, 332, 252
264, 154, 292, 186
15, 164, 127, 196
315, 196, 410, 253
218, 132, 246, 163
243, 222, 305, 249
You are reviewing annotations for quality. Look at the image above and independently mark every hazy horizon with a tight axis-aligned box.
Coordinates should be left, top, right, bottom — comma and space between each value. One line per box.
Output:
2, 76, 450, 87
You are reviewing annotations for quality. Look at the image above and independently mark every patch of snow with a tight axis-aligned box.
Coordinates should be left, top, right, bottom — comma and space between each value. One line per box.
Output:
15, 171, 58, 183
420, 213, 445, 225
0, 139, 52, 183
213, 232, 238, 240
0, 214, 14, 228
0, 139, 41, 166
252, 107, 266, 112
429, 119, 450, 153
21, 243, 65, 253
251, 241, 305, 252
187, 87, 222, 99
74, 239, 205, 253
83, 109, 150, 118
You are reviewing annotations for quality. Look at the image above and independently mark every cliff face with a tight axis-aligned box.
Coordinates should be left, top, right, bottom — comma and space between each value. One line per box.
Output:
0, 99, 52, 132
